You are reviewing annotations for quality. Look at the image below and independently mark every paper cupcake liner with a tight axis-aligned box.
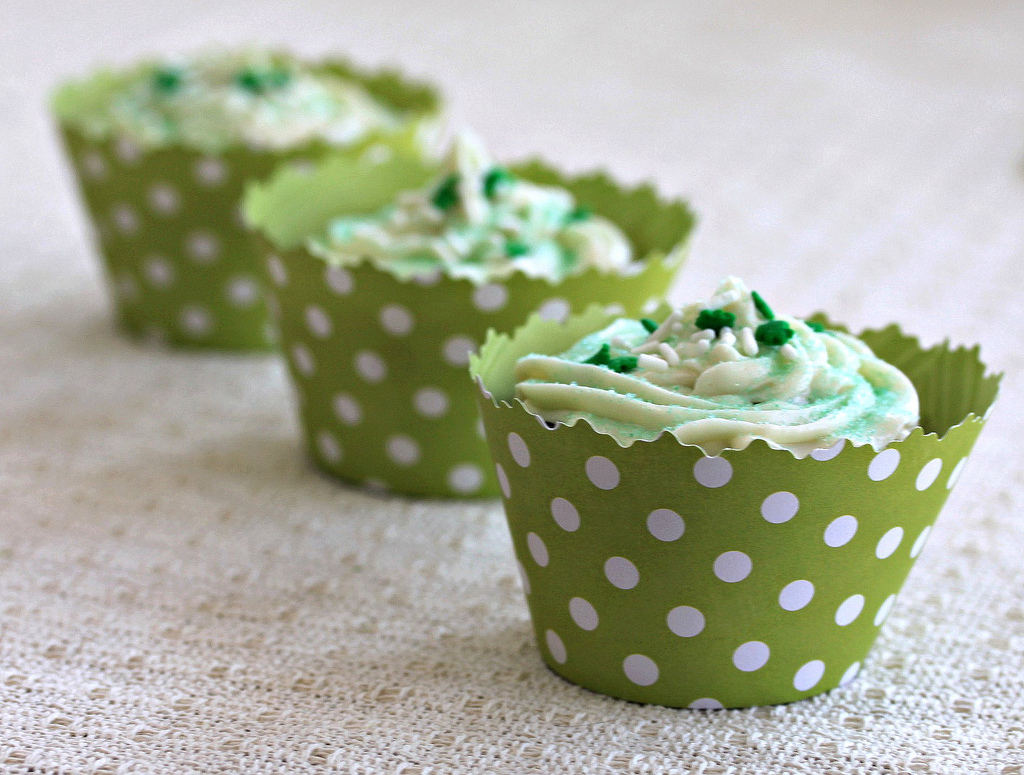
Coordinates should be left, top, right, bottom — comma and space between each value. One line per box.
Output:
53, 59, 442, 350
243, 151, 696, 497
471, 306, 1001, 708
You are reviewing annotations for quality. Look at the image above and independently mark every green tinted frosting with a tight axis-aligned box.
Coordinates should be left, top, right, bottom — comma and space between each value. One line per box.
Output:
514, 277, 920, 456
308, 133, 635, 284
62, 49, 399, 153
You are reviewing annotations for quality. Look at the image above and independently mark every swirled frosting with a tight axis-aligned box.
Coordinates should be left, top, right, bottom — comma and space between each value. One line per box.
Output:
310, 133, 635, 284
68, 50, 399, 153
515, 277, 919, 456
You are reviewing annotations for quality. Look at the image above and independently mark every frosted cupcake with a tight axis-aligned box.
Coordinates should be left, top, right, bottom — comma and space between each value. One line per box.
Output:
53, 49, 441, 349
472, 278, 999, 707
244, 133, 695, 497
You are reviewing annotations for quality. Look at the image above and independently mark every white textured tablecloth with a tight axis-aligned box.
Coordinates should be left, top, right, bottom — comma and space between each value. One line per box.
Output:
2, 1, 1023, 772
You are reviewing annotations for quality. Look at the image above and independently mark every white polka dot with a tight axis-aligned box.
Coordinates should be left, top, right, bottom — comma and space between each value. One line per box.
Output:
647, 509, 685, 542
195, 157, 227, 186
291, 343, 314, 376
874, 594, 897, 626
693, 457, 732, 488
322, 265, 353, 295
354, 351, 387, 383
641, 297, 659, 314
449, 464, 484, 494
839, 661, 861, 687
305, 305, 332, 338
143, 256, 174, 288
114, 136, 141, 164
947, 457, 967, 490
411, 269, 442, 286
910, 525, 932, 559
379, 304, 414, 336
549, 498, 580, 532
688, 698, 724, 710
835, 594, 865, 626
915, 458, 943, 491
227, 276, 259, 308
148, 183, 179, 215
361, 143, 393, 165
316, 431, 342, 463
604, 303, 626, 317
569, 597, 599, 631
604, 557, 639, 589
267, 255, 288, 287
732, 641, 770, 672
714, 551, 752, 583
811, 439, 846, 461
413, 387, 449, 418
537, 297, 571, 323
667, 606, 705, 637
472, 283, 508, 312
186, 232, 220, 263
443, 336, 476, 366
868, 448, 901, 481
82, 150, 107, 179
875, 527, 904, 559
778, 580, 815, 611
507, 433, 530, 467
545, 630, 566, 664
114, 273, 139, 301
761, 491, 799, 524
527, 532, 549, 567
585, 456, 619, 490
517, 561, 530, 595
386, 436, 420, 466
332, 393, 362, 425
793, 660, 826, 692
824, 515, 858, 548
179, 306, 212, 337
112, 204, 138, 234
496, 464, 511, 499
623, 654, 659, 686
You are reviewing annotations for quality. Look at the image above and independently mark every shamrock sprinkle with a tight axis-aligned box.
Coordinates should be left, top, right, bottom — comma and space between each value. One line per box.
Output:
505, 240, 530, 257
751, 290, 775, 320
640, 318, 659, 334
235, 67, 291, 94
806, 321, 826, 333
565, 206, 592, 223
755, 319, 795, 346
584, 343, 611, 366
152, 67, 183, 94
609, 356, 639, 373
695, 308, 736, 334
483, 167, 514, 199
431, 174, 460, 211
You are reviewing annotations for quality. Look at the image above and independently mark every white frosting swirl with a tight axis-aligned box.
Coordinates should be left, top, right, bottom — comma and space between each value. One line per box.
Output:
515, 277, 920, 456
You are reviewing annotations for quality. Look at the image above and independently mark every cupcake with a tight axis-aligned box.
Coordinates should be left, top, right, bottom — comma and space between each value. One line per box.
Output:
53, 48, 441, 349
243, 133, 695, 497
472, 277, 1000, 708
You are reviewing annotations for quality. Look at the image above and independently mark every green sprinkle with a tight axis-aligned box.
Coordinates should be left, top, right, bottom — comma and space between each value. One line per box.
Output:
151, 67, 183, 94
695, 308, 736, 334
751, 290, 774, 320
483, 167, 514, 199
755, 319, 795, 346
609, 356, 638, 373
505, 240, 530, 257
565, 206, 592, 223
584, 343, 611, 366
235, 67, 291, 94
806, 321, 825, 333
431, 174, 460, 211
640, 318, 659, 334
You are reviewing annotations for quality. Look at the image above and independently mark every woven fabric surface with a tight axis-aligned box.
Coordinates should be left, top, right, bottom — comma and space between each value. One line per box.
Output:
2, 1, 1023, 772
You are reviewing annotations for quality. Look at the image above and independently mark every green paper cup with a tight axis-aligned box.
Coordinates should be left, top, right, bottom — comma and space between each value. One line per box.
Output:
53, 59, 442, 350
243, 152, 695, 497
471, 306, 1000, 708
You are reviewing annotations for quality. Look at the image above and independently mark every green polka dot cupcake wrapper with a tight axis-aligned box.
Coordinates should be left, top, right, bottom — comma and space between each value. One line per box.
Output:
471, 306, 1000, 708
53, 61, 442, 350
244, 152, 695, 497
